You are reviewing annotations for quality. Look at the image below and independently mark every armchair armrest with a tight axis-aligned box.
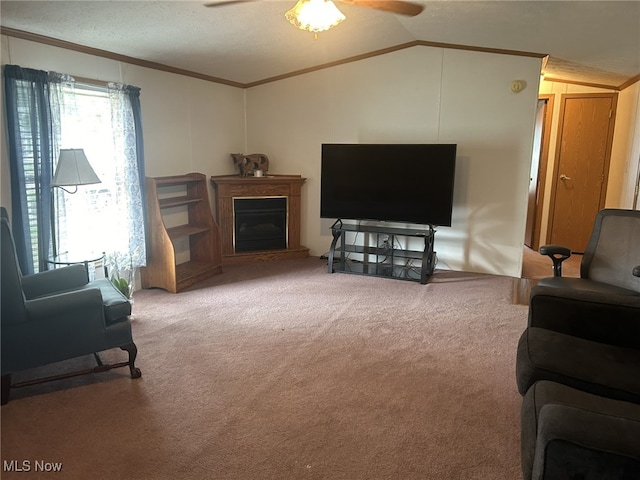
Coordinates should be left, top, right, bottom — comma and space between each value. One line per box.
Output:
21, 264, 88, 299
529, 285, 640, 349
634, 265, 640, 278
538, 244, 572, 277
25, 287, 104, 320
2, 288, 109, 372
532, 404, 640, 480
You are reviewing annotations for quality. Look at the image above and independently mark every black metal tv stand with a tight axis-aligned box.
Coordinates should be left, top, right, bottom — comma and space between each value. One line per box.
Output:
327, 220, 436, 284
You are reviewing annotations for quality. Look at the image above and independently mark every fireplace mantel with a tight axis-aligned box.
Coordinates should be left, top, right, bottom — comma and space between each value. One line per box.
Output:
210, 174, 309, 264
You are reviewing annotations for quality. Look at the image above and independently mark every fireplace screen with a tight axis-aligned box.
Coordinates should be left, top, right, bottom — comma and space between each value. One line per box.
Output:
234, 197, 287, 252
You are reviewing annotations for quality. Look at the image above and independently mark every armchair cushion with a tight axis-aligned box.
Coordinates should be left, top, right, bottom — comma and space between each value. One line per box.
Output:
79, 278, 132, 325
516, 327, 640, 404
537, 276, 639, 296
522, 381, 640, 480
528, 285, 640, 349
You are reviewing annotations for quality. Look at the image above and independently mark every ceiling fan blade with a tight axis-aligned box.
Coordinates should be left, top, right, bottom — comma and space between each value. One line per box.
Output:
339, 0, 424, 17
204, 1, 257, 7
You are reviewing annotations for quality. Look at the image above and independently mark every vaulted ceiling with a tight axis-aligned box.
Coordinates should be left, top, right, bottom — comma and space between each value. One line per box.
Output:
1, 1, 639, 89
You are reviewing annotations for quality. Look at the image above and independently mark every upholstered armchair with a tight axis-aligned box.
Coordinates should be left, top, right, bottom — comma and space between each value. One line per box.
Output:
1, 209, 141, 404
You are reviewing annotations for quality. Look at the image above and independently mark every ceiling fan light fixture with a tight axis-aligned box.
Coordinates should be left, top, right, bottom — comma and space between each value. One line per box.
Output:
285, 0, 346, 36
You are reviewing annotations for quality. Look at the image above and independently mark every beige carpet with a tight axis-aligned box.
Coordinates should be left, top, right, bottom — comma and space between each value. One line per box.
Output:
1, 258, 528, 479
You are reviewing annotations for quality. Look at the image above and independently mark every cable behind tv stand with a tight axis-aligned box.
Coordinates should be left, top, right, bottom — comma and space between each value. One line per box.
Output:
327, 220, 436, 284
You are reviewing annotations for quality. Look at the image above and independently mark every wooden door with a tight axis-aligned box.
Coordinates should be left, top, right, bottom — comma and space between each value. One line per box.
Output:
548, 93, 617, 252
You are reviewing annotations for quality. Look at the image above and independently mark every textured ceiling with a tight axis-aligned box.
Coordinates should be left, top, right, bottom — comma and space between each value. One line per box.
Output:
1, 1, 639, 88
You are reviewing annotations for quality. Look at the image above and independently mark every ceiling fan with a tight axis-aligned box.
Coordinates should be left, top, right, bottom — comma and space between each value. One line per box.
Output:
204, 1, 424, 17
204, 1, 424, 37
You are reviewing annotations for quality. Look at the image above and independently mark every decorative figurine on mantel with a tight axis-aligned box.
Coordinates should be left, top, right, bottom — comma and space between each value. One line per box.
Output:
231, 153, 270, 177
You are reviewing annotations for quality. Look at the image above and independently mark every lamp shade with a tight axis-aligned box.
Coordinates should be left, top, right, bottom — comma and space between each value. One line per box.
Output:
52, 149, 101, 187
285, 0, 346, 34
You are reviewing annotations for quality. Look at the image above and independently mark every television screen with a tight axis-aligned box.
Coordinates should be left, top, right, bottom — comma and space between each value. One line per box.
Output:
321, 144, 457, 226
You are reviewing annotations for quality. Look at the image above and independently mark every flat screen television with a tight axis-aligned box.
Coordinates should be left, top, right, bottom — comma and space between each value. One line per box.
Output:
321, 143, 457, 226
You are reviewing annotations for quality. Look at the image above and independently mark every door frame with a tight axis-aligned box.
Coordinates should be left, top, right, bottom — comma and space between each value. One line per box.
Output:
527, 94, 554, 250
546, 92, 618, 249
634, 154, 640, 210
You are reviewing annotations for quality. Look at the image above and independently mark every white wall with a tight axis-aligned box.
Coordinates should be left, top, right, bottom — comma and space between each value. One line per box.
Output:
1, 37, 543, 277
246, 46, 542, 277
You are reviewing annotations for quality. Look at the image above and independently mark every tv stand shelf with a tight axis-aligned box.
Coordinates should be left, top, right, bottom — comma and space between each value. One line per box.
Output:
327, 221, 436, 284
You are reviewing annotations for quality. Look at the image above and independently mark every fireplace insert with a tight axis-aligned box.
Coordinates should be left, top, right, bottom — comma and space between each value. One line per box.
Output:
234, 197, 287, 252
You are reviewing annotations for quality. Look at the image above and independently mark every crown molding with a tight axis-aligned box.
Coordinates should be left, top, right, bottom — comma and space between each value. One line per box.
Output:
1, 26, 245, 88
2, 26, 556, 89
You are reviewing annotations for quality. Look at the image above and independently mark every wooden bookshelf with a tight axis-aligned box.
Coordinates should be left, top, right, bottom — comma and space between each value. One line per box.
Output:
141, 173, 223, 293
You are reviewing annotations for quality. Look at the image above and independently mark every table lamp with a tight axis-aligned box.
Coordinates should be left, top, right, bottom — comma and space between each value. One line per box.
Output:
52, 148, 101, 193
51, 148, 101, 256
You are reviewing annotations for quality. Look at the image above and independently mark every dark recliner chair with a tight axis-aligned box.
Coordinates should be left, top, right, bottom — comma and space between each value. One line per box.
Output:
516, 286, 640, 479
1, 209, 141, 404
516, 209, 640, 478
538, 208, 640, 296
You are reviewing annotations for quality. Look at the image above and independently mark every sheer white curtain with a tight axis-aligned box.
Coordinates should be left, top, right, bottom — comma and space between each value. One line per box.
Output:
106, 83, 146, 290
48, 75, 80, 264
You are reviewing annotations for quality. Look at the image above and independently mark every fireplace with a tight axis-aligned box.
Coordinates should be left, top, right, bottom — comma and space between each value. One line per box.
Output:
210, 174, 309, 264
234, 197, 287, 252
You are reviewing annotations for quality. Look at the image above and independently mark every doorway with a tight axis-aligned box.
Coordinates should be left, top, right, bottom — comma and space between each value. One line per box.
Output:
547, 93, 618, 252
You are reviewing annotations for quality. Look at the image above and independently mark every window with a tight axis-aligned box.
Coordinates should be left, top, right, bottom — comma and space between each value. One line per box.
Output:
54, 82, 147, 285
56, 86, 122, 261
3, 65, 146, 285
